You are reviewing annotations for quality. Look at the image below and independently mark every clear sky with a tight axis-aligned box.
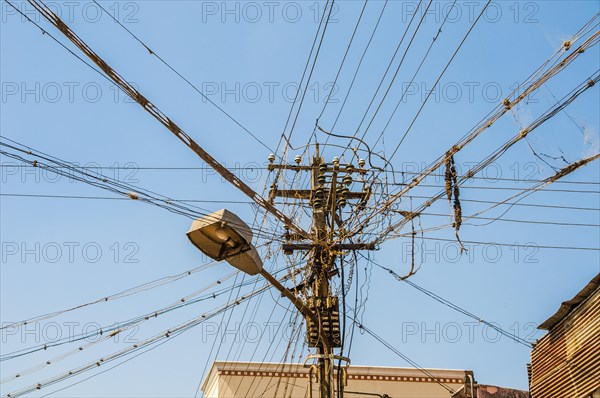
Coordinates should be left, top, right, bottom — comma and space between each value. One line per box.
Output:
1, 1, 599, 397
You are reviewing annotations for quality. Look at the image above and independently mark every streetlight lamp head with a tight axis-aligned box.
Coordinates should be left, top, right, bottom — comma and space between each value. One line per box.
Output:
186, 209, 263, 275
213, 226, 232, 244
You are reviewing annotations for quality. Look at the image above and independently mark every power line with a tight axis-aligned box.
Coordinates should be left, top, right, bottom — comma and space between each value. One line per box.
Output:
365, 27, 600, 227
285, 0, 336, 150
277, 0, 333, 154
0, 193, 252, 204
20, 0, 310, 240
0, 148, 282, 241
0, 260, 223, 332
382, 182, 600, 194
38, 333, 174, 398
2, 283, 274, 397
3, 163, 597, 185
387, 0, 491, 159
317, 0, 369, 121
370, 72, 600, 243
348, 317, 456, 395
384, 170, 600, 185
367, 257, 533, 348
229, 297, 287, 397
401, 236, 600, 252
374, 154, 600, 247
0, 269, 265, 361
0, 137, 284, 241
353, 0, 435, 147
371, 0, 458, 149
396, 210, 600, 228
445, 197, 598, 212
5, 193, 597, 213
2, 0, 108, 82
1, 261, 301, 375
5, 193, 597, 229
90, 0, 274, 154
326, 0, 389, 134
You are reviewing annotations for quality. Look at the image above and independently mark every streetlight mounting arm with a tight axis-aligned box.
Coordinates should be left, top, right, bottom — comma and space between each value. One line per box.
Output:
259, 268, 318, 325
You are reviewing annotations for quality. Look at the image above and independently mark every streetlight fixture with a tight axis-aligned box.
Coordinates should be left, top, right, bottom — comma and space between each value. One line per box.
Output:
187, 208, 263, 275
186, 209, 319, 325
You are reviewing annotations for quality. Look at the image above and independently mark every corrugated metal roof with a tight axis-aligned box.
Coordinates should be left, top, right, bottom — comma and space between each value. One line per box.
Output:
538, 273, 600, 331
530, 279, 600, 397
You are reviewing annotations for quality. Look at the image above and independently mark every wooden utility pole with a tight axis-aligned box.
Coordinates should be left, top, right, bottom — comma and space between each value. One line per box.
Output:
311, 145, 335, 398
268, 144, 374, 398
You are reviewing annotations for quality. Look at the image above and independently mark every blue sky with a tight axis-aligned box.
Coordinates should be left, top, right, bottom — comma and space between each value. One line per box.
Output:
1, 1, 599, 396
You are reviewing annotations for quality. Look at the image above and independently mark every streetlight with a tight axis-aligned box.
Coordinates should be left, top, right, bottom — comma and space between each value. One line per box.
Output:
187, 210, 335, 398
186, 209, 319, 325
187, 209, 263, 275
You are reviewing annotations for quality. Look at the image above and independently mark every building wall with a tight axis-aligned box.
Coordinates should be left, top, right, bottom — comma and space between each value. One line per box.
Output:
530, 285, 600, 397
202, 362, 469, 398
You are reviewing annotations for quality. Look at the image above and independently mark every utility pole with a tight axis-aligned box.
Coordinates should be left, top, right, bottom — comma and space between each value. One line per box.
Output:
268, 144, 375, 398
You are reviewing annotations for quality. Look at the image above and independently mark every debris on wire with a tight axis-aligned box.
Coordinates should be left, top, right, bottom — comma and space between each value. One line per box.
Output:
445, 152, 466, 254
